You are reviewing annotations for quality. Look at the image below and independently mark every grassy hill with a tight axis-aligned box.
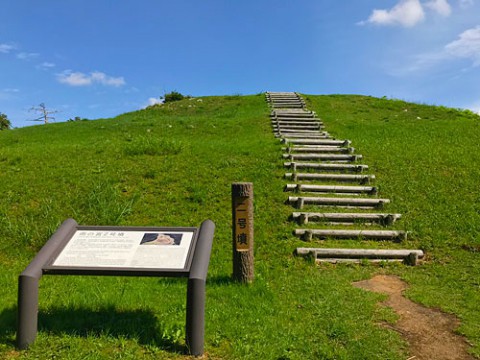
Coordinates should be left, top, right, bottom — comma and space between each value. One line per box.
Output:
0, 94, 479, 359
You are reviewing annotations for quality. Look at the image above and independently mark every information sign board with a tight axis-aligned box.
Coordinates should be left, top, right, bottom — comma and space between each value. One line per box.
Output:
17, 219, 215, 356
51, 229, 194, 270
42, 225, 198, 276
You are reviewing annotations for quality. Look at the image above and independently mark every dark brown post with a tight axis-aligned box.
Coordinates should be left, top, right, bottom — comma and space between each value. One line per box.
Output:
232, 182, 254, 283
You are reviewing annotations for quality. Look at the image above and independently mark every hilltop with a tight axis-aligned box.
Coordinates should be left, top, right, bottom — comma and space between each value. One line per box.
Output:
0, 94, 479, 359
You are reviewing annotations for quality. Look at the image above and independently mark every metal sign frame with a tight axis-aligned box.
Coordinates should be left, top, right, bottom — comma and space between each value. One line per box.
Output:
16, 218, 215, 356
43, 225, 199, 276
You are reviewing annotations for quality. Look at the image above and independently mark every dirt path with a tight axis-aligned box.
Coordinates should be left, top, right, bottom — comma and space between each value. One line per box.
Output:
353, 275, 475, 360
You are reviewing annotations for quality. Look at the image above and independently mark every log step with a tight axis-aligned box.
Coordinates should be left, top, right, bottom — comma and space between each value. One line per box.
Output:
276, 130, 326, 136
280, 134, 331, 139
275, 134, 328, 139
284, 184, 377, 195
276, 130, 326, 135
284, 162, 369, 172
274, 125, 323, 131
294, 229, 407, 241
273, 104, 304, 108
283, 146, 355, 155
291, 212, 401, 225
288, 196, 390, 209
316, 258, 409, 264
272, 103, 305, 107
283, 147, 355, 154
273, 119, 319, 123
273, 122, 323, 127
282, 139, 351, 146
271, 118, 324, 125
271, 112, 314, 118
294, 248, 423, 265
284, 153, 364, 161
270, 99, 304, 102
282, 154, 363, 163
285, 173, 374, 184
268, 96, 300, 99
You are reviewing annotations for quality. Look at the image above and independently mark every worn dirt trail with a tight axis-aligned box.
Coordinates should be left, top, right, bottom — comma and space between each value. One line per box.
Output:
353, 275, 475, 360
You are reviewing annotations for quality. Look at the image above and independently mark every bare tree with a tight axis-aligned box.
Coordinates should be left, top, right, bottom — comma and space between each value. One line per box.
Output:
29, 103, 59, 124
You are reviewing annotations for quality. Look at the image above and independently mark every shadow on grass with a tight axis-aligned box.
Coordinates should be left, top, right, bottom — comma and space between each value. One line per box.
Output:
0, 306, 17, 347
157, 275, 236, 286
0, 305, 187, 353
207, 275, 235, 286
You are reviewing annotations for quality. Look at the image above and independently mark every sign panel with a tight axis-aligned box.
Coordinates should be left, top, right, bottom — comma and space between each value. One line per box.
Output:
51, 229, 194, 270
234, 197, 250, 251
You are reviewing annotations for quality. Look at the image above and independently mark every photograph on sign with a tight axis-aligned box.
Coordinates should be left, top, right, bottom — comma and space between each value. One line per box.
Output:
52, 230, 194, 270
140, 233, 183, 246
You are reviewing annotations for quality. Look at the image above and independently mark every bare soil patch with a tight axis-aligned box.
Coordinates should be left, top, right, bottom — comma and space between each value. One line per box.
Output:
353, 275, 475, 360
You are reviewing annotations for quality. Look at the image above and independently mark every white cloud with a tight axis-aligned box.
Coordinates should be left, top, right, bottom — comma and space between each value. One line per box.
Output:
0, 43, 16, 53
57, 70, 126, 87
90, 71, 126, 87
0, 88, 20, 100
425, 0, 452, 16
445, 26, 480, 65
16, 52, 39, 60
124, 86, 140, 94
388, 25, 480, 76
144, 97, 164, 108
361, 0, 425, 27
37, 62, 56, 70
360, 0, 457, 27
470, 102, 480, 114
57, 71, 92, 86
459, 0, 474, 8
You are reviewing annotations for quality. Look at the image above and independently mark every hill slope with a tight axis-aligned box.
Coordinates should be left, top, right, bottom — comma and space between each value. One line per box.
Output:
0, 94, 479, 359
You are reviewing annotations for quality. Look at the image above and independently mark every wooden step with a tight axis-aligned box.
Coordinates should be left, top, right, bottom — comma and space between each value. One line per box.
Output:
295, 248, 423, 265
282, 139, 351, 146
284, 152, 365, 161
283, 154, 361, 162
272, 117, 318, 122
275, 133, 328, 139
273, 128, 331, 139
270, 99, 304, 102
283, 147, 354, 154
284, 184, 377, 195
291, 212, 401, 225
279, 135, 331, 140
283, 146, 342, 153
288, 196, 389, 209
284, 162, 368, 172
273, 126, 324, 135
272, 103, 304, 109
273, 121, 323, 127
274, 125, 322, 131
316, 258, 408, 264
294, 229, 407, 241
272, 103, 305, 107
271, 112, 314, 118
284, 173, 374, 184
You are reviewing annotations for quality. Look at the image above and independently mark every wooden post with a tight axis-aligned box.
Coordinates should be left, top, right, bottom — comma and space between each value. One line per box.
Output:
232, 182, 254, 283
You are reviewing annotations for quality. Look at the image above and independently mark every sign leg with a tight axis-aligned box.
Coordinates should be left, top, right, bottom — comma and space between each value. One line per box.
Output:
17, 274, 40, 349
186, 278, 205, 356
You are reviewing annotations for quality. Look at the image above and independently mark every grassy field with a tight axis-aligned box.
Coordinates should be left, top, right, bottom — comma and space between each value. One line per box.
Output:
0, 94, 479, 359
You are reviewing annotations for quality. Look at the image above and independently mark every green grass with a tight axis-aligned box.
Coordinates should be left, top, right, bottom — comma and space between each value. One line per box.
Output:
0, 93, 479, 359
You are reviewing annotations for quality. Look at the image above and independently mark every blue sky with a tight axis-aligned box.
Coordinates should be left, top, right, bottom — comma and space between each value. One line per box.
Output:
1, 0, 480, 128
